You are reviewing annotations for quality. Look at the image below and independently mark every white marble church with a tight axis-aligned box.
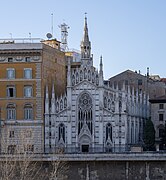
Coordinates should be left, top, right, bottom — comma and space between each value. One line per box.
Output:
44, 17, 149, 153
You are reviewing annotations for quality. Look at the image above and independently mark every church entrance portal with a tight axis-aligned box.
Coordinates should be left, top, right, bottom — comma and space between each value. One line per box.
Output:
82, 144, 89, 152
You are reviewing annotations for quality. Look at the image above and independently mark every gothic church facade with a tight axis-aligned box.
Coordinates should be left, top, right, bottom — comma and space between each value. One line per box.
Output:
44, 17, 149, 153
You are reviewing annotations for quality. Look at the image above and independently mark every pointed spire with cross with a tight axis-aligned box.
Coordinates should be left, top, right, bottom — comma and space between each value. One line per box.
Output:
81, 13, 91, 59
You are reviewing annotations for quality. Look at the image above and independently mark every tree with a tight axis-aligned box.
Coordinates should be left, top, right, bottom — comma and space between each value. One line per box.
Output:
143, 118, 155, 151
0, 127, 44, 180
0, 127, 68, 180
160, 124, 166, 150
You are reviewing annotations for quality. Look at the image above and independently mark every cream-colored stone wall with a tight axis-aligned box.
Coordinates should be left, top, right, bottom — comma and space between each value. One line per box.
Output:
151, 103, 166, 138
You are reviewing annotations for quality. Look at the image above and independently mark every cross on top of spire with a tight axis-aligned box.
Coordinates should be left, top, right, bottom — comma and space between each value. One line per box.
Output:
84, 12, 88, 32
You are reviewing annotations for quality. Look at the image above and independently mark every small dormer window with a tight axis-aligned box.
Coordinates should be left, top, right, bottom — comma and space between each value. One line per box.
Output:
25, 57, 30, 62
8, 57, 13, 62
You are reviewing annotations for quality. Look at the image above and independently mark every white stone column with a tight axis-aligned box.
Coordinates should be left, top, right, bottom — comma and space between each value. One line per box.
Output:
67, 120, 72, 149
99, 114, 103, 145
51, 83, 55, 114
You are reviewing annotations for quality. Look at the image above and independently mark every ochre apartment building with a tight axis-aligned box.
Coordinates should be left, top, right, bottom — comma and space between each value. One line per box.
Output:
0, 38, 66, 153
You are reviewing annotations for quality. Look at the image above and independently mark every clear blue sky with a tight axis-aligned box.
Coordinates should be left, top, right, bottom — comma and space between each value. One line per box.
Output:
0, 0, 166, 79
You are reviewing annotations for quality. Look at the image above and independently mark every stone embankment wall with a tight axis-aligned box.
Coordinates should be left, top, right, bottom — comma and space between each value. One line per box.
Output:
0, 153, 166, 180
65, 161, 166, 180
54, 153, 166, 180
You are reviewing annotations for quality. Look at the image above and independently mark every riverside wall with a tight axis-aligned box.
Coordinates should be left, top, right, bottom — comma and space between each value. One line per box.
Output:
0, 153, 166, 180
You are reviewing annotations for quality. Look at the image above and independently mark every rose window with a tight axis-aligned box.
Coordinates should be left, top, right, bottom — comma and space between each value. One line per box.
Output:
79, 93, 92, 110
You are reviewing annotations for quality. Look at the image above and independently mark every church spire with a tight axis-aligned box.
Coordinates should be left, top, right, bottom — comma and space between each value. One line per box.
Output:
99, 56, 103, 86
100, 55, 103, 72
83, 13, 89, 45
81, 13, 91, 59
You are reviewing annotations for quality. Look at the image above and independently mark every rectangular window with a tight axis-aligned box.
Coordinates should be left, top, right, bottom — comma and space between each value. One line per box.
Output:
138, 79, 142, 85
7, 108, 16, 120
24, 86, 32, 97
159, 114, 164, 121
7, 68, 15, 79
24, 108, 33, 120
24, 145, 34, 153
7, 86, 15, 98
24, 68, 32, 79
125, 80, 128, 85
9, 131, 15, 138
159, 104, 164, 109
8, 145, 16, 154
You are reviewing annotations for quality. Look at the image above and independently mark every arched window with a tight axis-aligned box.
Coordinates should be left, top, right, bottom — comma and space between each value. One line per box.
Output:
24, 104, 33, 120
96, 74, 99, 86
78, 93, 93, 134
56, 102, 59, 113
76, 72, 79, 84
119, 101, 122, 112
80, 70, 83, 81
111, 101, 115, 112
58, 123, 65, 142
92, 72, 95, 83
7, 104, 16, 120
104, 97, 107, 108
84, 68, 87, 79
108, 99, 111, 110
106, 123, 112, 141
64, 97, 67, 108
72, 74, 75, 86
88, 70, 91, 81
60, 100, 63, 111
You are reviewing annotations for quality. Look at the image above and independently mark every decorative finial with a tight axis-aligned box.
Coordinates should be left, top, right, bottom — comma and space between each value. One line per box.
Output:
84, 12, 87, 26
99, 55, 103, 73
84, 12, 88, 29
147, 67, 149, 77
100, 55, 102, 63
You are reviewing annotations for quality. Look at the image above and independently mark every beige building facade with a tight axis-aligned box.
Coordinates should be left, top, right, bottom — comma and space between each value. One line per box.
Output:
108, 70, 165, 99
149, 95, 166, 150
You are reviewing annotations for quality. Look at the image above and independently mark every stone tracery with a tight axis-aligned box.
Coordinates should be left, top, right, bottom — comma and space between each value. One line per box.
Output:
78, 93, 93, 134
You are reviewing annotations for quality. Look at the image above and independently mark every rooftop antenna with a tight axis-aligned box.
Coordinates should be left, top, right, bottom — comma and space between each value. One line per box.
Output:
51, 13, 54, 38
59, 22, 70, 51
9, 33, 12, 39
29, 32, 31, 42
147, 67, 149, 77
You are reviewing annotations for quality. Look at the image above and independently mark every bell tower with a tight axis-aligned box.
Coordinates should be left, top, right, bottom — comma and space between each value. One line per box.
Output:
80, 14, 92, 66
